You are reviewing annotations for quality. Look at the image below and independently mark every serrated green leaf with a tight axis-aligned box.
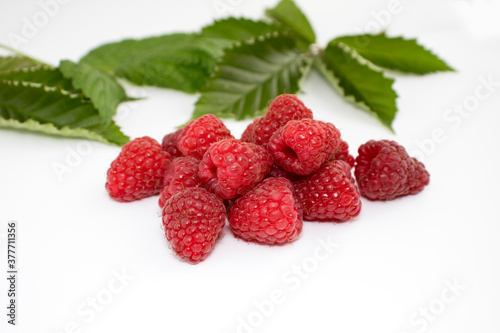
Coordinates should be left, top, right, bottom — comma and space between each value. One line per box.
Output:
201, 18, 281, 44
193, 35, 312, 120
0, 56, 42, 74
59, 60, 130, 124
80, 33, 229, 93
335, 34, 454, 74
0, 64, 77, 93
0, 44, 52, 67
0, 118, 126, 145
266, 0, 316, 45
319, 41, 397, 129
0, 80, 128, 145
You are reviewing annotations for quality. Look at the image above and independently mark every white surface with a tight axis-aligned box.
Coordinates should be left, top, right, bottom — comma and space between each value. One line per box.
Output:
1, 0, 500, 332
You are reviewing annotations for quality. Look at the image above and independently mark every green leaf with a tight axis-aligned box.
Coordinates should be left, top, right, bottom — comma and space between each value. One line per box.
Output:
0, 63, 77, 93
319, 41, 398, 129
59, 60, 130, 124
0, 55, 72, 90
0, 44, 52, 67
334, 33, 454, 74
201, 18, 281, 44
193, 34, 312, 120
0, 80, 128, 145
80, 33, 229, 93
266, 0, 316, 45
0, 117, 127, 145
0, 56, 42, 74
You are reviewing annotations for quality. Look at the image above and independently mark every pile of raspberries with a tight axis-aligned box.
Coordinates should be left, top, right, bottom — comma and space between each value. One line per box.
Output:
105, 94, 430, 264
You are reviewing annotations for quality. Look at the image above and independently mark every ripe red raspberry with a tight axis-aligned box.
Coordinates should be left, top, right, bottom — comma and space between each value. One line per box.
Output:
266, 164, 301, 182
241, 94, 313, 145
355, 140, 430, 200
240, 117, 261, 143
105, 137, 170, 202
328, 139, 355, 168
177, 114, 233, 159
161, 129, 183, 159
293, 160, 361, 222
163, 188, 226, 264
199, 139, 273, 199
229, 177, 303, 245
267, 119, 341, 175
408, 160, 430, 195
158, 156, 202, 208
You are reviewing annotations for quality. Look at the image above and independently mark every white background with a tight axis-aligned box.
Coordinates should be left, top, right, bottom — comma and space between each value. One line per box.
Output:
1, 0, 500, 332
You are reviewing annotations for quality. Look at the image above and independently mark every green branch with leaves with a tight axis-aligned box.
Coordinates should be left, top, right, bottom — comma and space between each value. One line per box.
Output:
0, 0, 453, 145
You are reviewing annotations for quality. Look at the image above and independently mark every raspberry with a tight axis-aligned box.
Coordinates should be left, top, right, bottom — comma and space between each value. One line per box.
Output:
267, 119, 341, 175
229, 177, 303, 245
158, 157, 202, 209
266, 164, 301, 182
177, 114, 233, 159
293, 160, 361, 222
199, 139, 273, 199
161, 129, 183, 159
408, 160, 430, 195
163, 188, 226, 264
355, 140, 430, 200
267, 94, 313, 120
105, 137, 170, 202
241, 94, 313, 145
240, 117, 261, 143
158, 189, 170, 210
328, 139, 355, 168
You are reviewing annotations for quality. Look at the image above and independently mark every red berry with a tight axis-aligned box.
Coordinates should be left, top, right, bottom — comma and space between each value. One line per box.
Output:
158, 156, 202, 209
354, 140, 430, 200
177, 114, 233, 159
266, 94, 313, 121
158, 189, 170, 210
163, 188, 226, 264
240, 117, 261, 143
105, 137, 170, 202
408, 160, 430, 195
229, 177, 303, 245
328, 139, 355, 168
241, 94, 313, 145
199, 138, 273, 199
266, 164, 301, 182
161, 129, 184, 159
294, 160, 361, 222
267, 119, 341, 175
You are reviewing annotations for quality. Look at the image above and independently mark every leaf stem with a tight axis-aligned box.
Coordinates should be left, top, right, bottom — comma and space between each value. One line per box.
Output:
310, 44, 324, 56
